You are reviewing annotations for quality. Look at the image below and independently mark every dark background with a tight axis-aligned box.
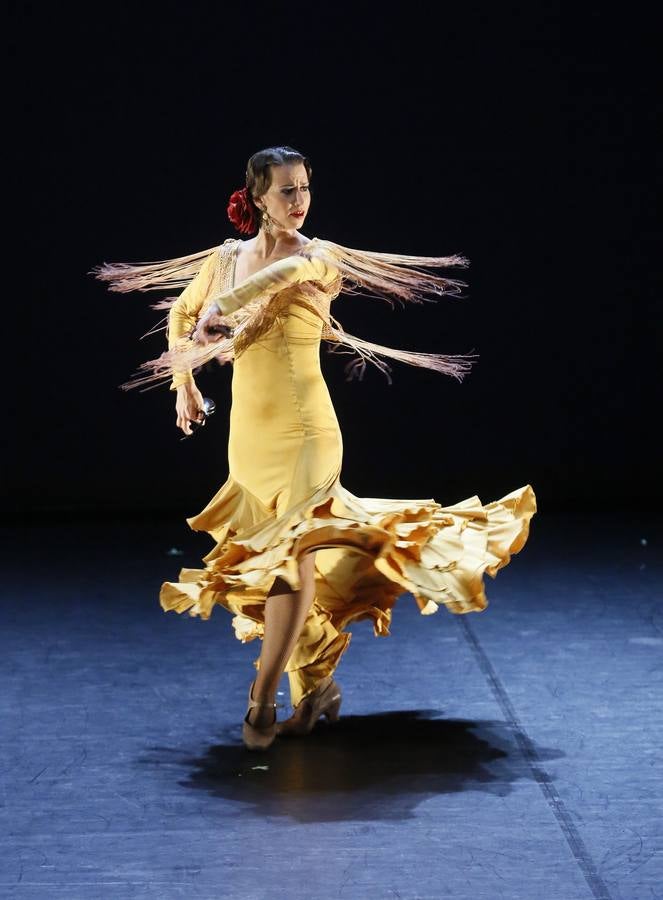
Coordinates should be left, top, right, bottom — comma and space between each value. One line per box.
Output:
6, 3, 659, 521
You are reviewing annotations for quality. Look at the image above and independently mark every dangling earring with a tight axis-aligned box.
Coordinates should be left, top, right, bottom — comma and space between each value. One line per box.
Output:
261, 207, 272, 233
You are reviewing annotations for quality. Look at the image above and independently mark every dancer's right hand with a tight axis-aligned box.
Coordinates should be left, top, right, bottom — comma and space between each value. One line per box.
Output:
192, 304, 233, 346
175, 381, 206, 436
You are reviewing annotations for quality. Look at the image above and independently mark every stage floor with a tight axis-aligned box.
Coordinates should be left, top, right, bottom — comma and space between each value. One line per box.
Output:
1, 511, 661, 900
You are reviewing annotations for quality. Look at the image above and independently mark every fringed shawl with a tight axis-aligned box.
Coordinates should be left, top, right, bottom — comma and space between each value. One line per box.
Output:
89, 236, 478, 390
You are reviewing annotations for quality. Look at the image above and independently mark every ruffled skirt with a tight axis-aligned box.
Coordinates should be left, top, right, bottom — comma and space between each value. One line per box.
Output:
160, 472, 537, 706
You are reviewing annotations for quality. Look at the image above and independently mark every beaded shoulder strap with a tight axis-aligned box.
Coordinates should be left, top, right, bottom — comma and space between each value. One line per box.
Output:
215, 238, 239, 295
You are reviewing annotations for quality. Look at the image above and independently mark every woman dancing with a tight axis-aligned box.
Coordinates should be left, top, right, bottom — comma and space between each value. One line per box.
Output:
92, 145, 537, 750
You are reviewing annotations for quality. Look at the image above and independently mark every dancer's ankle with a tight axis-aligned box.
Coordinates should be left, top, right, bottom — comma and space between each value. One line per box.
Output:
252, 680, 276, 706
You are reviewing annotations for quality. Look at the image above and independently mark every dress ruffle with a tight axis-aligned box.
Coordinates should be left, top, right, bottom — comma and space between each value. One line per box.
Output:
160, 475, 537, 642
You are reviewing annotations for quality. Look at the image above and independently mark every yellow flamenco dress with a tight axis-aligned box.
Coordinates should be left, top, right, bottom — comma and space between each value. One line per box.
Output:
92, 236, 536, 707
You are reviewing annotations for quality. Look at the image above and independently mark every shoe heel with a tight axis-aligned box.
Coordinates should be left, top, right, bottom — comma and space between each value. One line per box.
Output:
242, 718, 276, 751
323, 696, 342, 723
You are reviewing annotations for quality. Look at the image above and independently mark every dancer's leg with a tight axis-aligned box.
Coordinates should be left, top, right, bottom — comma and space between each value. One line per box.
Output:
248, 552, 317, 727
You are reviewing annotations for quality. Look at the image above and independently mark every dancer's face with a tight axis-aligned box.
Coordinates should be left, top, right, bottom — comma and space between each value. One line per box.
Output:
256, 163, 311, 232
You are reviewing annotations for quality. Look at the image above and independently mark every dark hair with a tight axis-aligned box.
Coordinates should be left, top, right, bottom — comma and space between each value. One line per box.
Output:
246, 146, 313, 230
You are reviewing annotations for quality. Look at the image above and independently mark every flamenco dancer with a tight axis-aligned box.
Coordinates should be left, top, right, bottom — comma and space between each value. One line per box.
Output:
91, 145, 537, 750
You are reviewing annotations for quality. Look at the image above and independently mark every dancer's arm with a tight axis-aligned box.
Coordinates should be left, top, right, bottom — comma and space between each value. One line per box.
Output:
167, 250, 218, 391
213, 255, 337, 315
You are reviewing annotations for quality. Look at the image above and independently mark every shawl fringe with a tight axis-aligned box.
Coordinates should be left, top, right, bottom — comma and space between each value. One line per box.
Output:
90, 237, 477, 391
324, 321, 477, 384
307, 238, 469, 306
89, 245, 218, 293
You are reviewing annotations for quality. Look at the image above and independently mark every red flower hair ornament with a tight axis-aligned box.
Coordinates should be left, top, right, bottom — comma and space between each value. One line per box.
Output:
227, 187, 258, 235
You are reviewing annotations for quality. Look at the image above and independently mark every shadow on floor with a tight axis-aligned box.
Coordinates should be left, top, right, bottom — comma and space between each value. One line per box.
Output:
142, 710, 562, 823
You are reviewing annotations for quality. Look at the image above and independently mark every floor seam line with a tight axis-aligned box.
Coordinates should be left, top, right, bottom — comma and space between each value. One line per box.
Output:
456, 614, 613, 900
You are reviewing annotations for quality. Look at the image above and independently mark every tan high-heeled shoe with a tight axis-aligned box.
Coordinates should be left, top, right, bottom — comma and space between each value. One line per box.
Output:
276, 675, 342, 737
242, 680, 278, 750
